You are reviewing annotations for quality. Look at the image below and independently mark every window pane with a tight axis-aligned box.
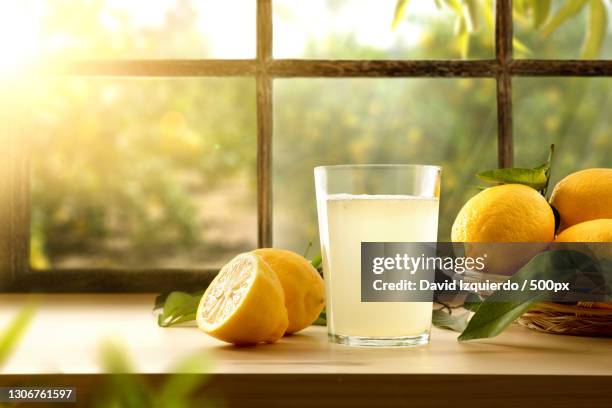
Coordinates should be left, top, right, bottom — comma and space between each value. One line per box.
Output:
14, 0, 255, 60
513, 0, 612, 59
273, 0, 494, 59
514, 78, 612, 187
273, 78, 497, 252
30, 78, 256, 269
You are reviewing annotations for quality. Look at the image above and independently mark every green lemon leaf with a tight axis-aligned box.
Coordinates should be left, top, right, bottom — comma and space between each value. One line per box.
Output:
477, 167, 548, 190
581, 0, 608, 59
540, 0, 589, 37
313, 308, 327, 326
463, 292, 483, 312
433, 309, 470, 332
458, 250, 596, 341
476, 144, 554, 193
311, 253, 323, 270
156, 291, 203, 328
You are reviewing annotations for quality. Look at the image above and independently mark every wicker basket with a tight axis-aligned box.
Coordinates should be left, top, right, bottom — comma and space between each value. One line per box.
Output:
517, 302, 612, 337
462, 270, 612, 337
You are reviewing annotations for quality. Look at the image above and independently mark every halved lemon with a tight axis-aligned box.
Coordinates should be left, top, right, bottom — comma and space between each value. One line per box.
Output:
197, 252, 288, 345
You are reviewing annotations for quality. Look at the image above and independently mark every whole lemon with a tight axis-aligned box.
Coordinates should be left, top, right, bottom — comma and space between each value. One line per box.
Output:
452, 184, 555, 275
555, 219, 612, 243
554, 219, 612, 262
550, 168, 612, 229
197, 253, 289, 345
452, 184, 555, 242
253, 248, 325, 334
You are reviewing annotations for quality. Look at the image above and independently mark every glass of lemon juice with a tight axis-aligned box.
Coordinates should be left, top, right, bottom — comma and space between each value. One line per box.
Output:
314, 164, 441, 347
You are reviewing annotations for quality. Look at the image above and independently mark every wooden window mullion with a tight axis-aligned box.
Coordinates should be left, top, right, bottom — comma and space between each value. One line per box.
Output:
496, 0, 513, 168
256, 0, 273, 248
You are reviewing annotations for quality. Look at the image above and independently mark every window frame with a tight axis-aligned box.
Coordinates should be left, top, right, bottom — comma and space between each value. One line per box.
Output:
2, 0, 612, 292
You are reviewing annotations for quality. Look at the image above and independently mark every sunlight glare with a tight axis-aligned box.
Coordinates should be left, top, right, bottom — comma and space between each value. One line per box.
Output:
0, 2, 43, 75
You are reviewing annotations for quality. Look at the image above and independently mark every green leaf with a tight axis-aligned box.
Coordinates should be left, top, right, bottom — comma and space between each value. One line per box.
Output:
581, 0, 608, 59
313, 308, 327, 326
476, 144, 554, 192
311, 253, 322, 270
433, 309, 469, 332
540, 0, 589, 37
391, 0, 410, 29
477, 167, 548, 190
156, 291, 203, 328
463, 292, 483, 312
0, 304, 35, 367
458, 250, 596, 341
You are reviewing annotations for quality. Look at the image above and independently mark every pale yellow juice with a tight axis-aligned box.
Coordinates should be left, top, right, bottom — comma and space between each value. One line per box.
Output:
321, 194, 439, 337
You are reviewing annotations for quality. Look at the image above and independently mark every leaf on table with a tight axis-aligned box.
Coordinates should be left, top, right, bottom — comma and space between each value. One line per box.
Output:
540, 0, 589, 37
581, 0, 608, 59
463, 292, 483, 312
433, 309, 470, 332
313, 308, 327, 326
156, 291, 203, 328
458, 250, 597, 341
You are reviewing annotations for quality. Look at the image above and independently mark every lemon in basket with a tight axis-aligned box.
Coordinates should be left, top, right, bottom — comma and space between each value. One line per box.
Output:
550, 168, 612, 229
197, 252, 288, 345
452, 184, 555, 274
554, 219, 612, 261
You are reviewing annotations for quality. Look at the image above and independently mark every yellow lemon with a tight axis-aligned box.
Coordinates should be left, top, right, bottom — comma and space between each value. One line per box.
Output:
197, 253, 288, 345
554, 219, 612, 262
550, 168, 612, 229
452, 184, 555, 243
253, 248, 325, 334
452, 184, 555, 275
555, 219, 612, 242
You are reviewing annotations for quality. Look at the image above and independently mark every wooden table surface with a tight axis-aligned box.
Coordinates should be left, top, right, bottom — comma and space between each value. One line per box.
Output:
1, 294, 611, 407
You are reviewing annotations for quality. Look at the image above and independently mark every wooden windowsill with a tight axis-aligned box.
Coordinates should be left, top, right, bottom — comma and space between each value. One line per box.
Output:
1, 294, 611, 406
1, 294, 610, 376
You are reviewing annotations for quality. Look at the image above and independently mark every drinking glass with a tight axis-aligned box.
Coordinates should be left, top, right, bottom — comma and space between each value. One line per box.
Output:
314, 164, 441, 347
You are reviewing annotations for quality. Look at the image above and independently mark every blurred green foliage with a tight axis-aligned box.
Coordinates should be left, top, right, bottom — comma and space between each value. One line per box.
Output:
96, 341, 217, 408
29, 0, 612, 267
0, 305, 35, 369
393, 0, 610, 58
